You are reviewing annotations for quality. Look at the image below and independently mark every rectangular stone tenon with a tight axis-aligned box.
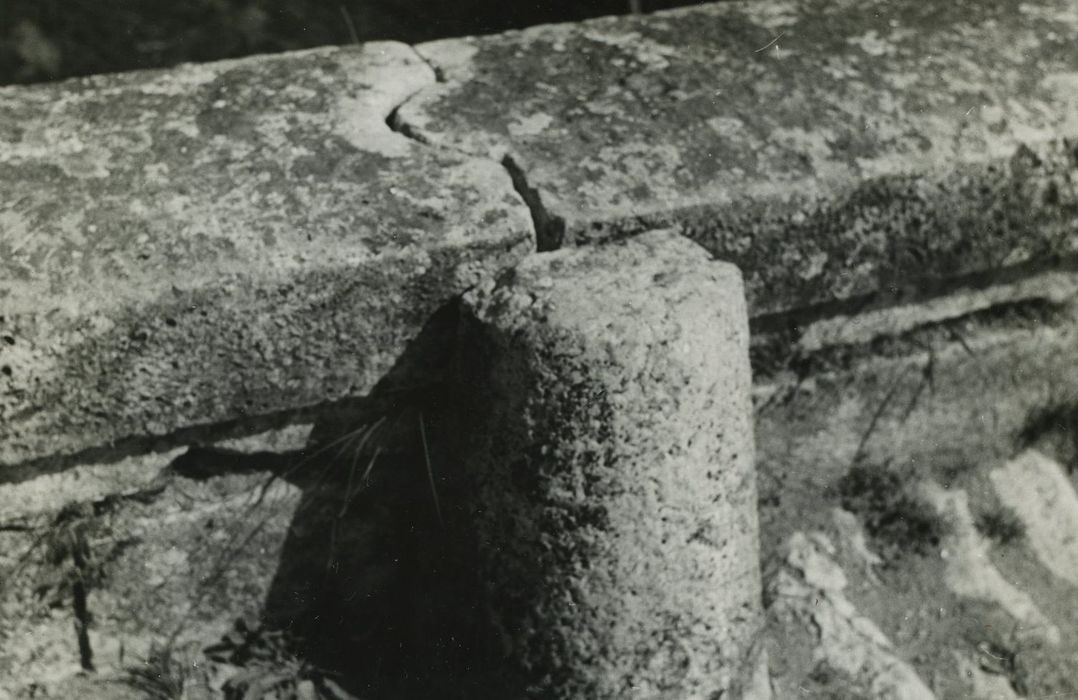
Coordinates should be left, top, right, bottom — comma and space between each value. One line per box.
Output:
0, 42, 534, 472
452, 230, 761, 698
395, 0, 1078, 318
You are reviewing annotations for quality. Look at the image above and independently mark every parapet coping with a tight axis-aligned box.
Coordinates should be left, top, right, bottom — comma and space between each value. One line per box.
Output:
2, 0, 1077, 473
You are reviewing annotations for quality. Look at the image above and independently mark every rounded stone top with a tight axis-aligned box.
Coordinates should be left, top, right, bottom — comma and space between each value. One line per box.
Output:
464, 229, 746, 336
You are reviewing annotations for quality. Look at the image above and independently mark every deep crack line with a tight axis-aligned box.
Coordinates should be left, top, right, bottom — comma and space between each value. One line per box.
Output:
501, 153, 566, 252
384, 47, 556, 254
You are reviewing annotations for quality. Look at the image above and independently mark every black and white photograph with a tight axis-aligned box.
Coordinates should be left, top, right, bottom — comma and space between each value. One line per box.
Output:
1, 0, 1077, 697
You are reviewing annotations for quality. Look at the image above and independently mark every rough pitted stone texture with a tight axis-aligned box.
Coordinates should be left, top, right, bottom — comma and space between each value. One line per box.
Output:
454, 231, 762, 698
396, 0, 1078, 316
0, 42, 534, 471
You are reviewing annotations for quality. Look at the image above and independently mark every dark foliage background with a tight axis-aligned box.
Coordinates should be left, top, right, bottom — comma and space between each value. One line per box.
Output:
1, 0, 700, 85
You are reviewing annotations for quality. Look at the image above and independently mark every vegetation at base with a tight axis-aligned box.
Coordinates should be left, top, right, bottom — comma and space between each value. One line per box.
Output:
206, 618, 357, 700
975, 506, 1025, 545
805, 662, 871, 700
121, 644, 194, 700
836, 459, 947, 560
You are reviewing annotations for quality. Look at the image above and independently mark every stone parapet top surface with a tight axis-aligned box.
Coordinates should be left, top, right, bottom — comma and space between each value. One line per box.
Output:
4, 0, 1078, 471
397, 0, 1078, 314
0, 42, 534, 470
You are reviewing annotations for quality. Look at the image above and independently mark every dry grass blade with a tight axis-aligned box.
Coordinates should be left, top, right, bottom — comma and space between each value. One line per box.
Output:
419, 411, 443, 529
120, 644, 189, 700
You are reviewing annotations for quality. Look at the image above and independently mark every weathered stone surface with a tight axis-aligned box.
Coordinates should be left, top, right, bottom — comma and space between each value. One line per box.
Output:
0, 42, 534, 471
453, 231, 762, 698
396, 0, 1078, 316
991, 450, 1078, 589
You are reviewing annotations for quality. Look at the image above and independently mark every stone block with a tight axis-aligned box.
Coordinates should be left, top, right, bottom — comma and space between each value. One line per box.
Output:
452, 230, 762, 698
0, 42, 534, 472
396, 0, 1078, 316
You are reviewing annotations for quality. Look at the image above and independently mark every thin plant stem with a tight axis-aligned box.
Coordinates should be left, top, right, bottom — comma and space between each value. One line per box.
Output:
418, 411, 444, 529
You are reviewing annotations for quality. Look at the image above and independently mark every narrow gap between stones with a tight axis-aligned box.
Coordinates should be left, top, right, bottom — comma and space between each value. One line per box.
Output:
749, 253, 1078, 338
2, 45, 516, 494
0, 395, 382, 488
414, 51, 447, 84
752, 295, 1072, 382
383, 102, 430, 147
501, 153, 566, 251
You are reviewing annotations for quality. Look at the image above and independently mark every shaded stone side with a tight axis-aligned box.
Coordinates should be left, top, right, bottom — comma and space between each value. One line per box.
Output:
452, 231, 762, 698
395, 0, 1078, 315
0, 42, 535, 471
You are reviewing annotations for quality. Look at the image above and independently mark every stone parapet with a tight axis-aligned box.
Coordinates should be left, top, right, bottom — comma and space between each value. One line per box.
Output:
396, 0, 1078, 316
0, 42, 534, 471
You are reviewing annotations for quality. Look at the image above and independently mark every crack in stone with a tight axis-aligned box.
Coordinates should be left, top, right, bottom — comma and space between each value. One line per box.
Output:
385, 46, 550, 254
501, 153, 566, 251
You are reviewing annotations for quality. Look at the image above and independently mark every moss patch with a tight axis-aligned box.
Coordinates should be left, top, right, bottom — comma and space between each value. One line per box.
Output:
836, 460, 947, 560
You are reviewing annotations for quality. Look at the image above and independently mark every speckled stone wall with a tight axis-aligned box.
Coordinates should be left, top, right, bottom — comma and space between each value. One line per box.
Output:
452, 231, 761, 699
3, 0, 1076, 480
395, 0, 1078, 317
0, 43, 535, 471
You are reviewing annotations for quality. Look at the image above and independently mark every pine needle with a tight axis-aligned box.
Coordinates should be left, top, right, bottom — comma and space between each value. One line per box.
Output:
418, 411, 444, 529
339, 5, 360, 44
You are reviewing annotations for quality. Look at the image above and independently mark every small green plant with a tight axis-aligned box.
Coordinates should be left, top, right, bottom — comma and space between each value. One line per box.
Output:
806, 662, 868, 699
121, 643, 192, 700
33, 503, 114, 671
42, 507, 98, 671
976, 507, 1026, 545
837, 460, 946, 559
22, 490, 155, 671
205, 618, 357, 700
